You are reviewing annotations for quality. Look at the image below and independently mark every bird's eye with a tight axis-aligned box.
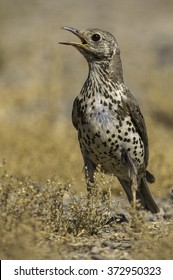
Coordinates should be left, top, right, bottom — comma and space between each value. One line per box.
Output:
91, 33, 101, 42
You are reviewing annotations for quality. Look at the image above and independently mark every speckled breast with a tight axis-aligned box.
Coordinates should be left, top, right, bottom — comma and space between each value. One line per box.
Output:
77, 97, 145, 179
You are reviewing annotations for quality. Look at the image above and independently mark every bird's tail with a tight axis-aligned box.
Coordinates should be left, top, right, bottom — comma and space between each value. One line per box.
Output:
118, 177, 159, 213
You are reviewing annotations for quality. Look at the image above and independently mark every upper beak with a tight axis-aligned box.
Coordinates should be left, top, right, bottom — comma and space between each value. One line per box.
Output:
59, 26, 88, 47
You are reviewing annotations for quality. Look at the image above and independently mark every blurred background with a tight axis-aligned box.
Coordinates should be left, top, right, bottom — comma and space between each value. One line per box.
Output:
0, 0, 173, 196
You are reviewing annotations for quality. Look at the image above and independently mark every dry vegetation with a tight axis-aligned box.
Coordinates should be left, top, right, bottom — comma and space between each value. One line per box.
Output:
0, 0, 173, 259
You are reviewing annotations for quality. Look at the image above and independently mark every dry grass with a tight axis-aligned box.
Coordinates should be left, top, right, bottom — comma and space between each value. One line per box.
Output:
0, 0, 173, 260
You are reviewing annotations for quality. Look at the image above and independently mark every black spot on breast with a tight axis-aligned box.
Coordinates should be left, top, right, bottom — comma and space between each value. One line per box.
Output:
103, 141, 107, 147
109, 103, 113, 110
133, 137, 136, 144
112, 99, 117, 104
104, 90, 109, 98
91, 99, 95, 105
95, 132, 100, 137
126, 121, 132, 126
115, 144, 120, 150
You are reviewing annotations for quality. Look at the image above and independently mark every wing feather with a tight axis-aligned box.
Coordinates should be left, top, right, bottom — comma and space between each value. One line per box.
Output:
121, 88, 149, 167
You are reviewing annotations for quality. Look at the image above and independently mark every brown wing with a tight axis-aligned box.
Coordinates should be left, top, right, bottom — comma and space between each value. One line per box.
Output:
121, 88, 149, 167
71, 97, 79, 130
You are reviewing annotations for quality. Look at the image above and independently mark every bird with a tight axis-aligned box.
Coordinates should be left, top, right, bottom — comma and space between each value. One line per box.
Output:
60, 26, 159, 213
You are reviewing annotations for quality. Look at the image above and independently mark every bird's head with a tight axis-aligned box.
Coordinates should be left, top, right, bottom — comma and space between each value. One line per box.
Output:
59, 26, 120, 62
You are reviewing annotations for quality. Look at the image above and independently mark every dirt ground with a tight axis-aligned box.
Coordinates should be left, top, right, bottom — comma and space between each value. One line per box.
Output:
0, 0, 173, 259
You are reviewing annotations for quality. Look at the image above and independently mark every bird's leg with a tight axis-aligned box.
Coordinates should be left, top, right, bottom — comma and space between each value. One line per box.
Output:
131, 172, 138, 210
82, 152, 96, 195
84, 165, 95, 193
120, 146, 138, 210
84, 164, 96, 206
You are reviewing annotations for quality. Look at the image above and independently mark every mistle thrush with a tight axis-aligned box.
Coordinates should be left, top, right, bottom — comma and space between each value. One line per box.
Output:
60, 26, 159, 213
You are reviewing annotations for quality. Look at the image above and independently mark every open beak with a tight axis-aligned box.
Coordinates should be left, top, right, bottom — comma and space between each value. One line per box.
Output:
59, 26, 88, 47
